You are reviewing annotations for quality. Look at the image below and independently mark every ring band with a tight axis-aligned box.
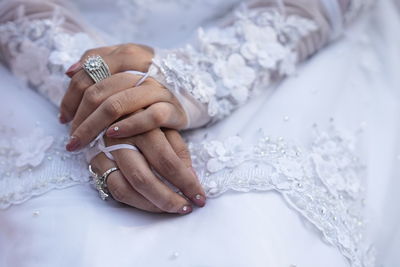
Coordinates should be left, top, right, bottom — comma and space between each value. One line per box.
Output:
83, 55, 112, 83
101, 167, 119, 186
89, 165, 119, 200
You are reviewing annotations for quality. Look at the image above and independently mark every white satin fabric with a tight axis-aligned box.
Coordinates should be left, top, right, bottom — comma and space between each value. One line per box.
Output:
0, 0, 400, 267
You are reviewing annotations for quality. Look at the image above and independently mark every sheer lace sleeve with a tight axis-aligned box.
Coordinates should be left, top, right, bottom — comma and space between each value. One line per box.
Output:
149, 0, 373, 129
0, 0, 99, 107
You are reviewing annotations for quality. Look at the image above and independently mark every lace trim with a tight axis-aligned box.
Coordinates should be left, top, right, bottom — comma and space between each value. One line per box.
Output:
150, 4, 318, 124
188, 124, 375, 267
0, 7, 95, 106
0, 122, 376, 266
0, 126, 89, 209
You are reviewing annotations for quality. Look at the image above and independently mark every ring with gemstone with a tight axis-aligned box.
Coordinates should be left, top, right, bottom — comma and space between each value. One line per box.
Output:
88, 165, 119, 200
83, 55, 112, 83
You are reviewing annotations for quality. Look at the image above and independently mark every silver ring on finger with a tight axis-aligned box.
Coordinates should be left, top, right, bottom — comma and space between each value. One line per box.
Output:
83, 55, 111, 83
89, 165, 119, 200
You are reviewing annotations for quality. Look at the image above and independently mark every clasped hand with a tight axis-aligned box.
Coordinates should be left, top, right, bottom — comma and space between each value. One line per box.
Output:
60, 44, 206, 214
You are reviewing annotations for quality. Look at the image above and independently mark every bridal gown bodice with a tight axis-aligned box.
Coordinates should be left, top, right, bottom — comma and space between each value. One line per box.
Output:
0, 1, 400, 267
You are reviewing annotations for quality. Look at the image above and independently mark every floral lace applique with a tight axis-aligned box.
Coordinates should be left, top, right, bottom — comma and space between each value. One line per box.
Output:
13, 128, 54, 168
0, 7, 95, 106
0, 126, 89, 209
150, 5, 318, 124
188, 124, 375, 267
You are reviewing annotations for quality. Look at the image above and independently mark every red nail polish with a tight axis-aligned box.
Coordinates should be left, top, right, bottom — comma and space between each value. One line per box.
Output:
58, 113, 67, 124
192, 194, 206, 207
65, 62, 81, 77
178, 205, 192, 215
66, 136, 80, 151
106, 126, 120, 137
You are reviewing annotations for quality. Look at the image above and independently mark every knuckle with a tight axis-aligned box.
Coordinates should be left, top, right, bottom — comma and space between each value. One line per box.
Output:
103, 98, 124, 118
151, 107, 168, 125
70, 78, 81, 92
158, 155, 179, 177
175, 147, 191, 162
128, 169, 149, 191
71, 74, 90, 93
108, 181, 128, 203
84, 86, 102, 107
117, 44, 137, 56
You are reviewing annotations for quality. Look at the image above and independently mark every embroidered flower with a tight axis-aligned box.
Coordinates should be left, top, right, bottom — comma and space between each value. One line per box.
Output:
149, 5, 319, 123
12, 128, 54, 168
204, 136, 246, 173
240, 23, 289, 69
38, 75, 68, 107
279, 50, 297, 75
198, 27, 238, 47
0, 16, 93, 106
190, 71, 217, 103
50, 32, 96, 69
12, 40, 51, 87
213, 53, 255, 102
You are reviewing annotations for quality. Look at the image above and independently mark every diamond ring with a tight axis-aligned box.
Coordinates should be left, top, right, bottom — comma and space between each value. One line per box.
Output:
83, 55, 112, 83
89, 165, 119, 200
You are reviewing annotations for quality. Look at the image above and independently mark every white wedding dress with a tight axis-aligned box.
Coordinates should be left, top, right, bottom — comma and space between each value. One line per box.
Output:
0, 0, 400, 266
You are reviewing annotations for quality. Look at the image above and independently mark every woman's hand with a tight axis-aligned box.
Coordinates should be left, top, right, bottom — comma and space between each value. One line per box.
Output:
59, 44, 187, 151
90, 129, 206, 213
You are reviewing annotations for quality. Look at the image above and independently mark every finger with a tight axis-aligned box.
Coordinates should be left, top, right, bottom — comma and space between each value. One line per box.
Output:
60, 69, 94, 123
66, 84, 169, 151
164, 130, 192, 168
60, 47, 117, 122
70, 73, 144, 133
106, 102, 187, 138
90, 153, 162, 213
164, 130, 206, 207
61, 44, 153, 123
110, 146, 193, 214
134, 130, 206, 207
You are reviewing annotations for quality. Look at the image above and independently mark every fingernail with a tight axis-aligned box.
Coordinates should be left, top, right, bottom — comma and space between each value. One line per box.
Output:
178, 205, 192, 215
192, 194, 206, 207
65, 62, 81, 77
106, 126, 120, 137
58, 113, 67, 124
66, 136, 80, 151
